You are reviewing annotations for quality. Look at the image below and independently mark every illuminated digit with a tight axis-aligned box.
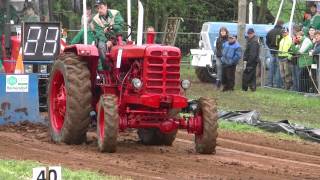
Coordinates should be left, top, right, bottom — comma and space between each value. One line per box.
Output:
24, 26, 41, 56
42, 27, 59, 56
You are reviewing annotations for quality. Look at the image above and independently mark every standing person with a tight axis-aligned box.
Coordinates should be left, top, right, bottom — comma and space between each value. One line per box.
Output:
93, 0, 124, 70
242, 28, 260, 92
266, 20, 284, 88
22, 2, 40, 22
310, 4, 320, 30
297, 31, 313, 91
289, 31, 302, 91
221, 34, 242, 91
214, 27, 229, 89
312, 31, 320, 55
0, 0, 18, 73
308, 26, 316, 43
278, 28, 293, 90
310, 4, 318, 17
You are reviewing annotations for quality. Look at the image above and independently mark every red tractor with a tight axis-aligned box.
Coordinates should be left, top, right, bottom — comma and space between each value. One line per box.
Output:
47, 1, 218, 154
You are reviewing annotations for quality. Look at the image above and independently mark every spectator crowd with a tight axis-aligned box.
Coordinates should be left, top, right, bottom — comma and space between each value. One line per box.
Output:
215, 3, 320, 93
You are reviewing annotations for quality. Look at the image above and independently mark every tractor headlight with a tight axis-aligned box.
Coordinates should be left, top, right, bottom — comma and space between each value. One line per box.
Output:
181, 80, 191, 90
39, 65, 48, 74
132, 78, 143, 89
24, 65, 33, 73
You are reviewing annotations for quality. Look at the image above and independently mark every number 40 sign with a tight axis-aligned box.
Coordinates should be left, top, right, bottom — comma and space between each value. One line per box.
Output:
32, 166, 62, 180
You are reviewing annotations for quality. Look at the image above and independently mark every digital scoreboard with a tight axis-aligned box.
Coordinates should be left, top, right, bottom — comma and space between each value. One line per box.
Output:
23, 22, 61, 61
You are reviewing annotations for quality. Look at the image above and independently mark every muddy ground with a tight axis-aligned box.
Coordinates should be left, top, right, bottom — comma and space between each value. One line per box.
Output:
0, 122, 320, 180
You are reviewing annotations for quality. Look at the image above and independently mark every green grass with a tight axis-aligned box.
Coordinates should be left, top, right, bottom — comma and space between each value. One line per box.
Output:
219, 120, 302, 142
0, 160, 120, 180
181, 67, 320, 129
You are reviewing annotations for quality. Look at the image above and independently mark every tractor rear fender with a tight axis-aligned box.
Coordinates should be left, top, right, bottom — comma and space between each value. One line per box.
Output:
64, 44, 99, 81
64, 44, 99, 61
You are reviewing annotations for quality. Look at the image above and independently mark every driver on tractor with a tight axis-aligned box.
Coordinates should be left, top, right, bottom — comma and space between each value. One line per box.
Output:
93, 0, 124, 70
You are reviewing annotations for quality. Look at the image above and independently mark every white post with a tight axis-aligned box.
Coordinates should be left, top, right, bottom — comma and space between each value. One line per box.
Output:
137, 0, 144, 46
274, 0, 285, 26
127, 0, 132, 41
249, 1, 253, 25
83, 0, 88, 45
289, 0, 296, 37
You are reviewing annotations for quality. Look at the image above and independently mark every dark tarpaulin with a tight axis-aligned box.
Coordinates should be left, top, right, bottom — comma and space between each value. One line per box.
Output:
218, 110, 320, 143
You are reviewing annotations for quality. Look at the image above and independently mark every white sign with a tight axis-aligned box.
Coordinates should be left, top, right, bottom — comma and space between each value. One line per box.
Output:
6, 75, 29, 92
32, 166, 62, 180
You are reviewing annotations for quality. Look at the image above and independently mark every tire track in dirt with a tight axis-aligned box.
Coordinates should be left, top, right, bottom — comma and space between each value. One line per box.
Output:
177, 138, 320, 168
179, 131, 320, 165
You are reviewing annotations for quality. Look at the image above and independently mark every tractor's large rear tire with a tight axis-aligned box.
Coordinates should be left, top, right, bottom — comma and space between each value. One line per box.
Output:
138, 128, 177, 146
48, 52, 92, 144
97, 95, 119, 153
195, 67, 216, 83
195, 97, 218, 154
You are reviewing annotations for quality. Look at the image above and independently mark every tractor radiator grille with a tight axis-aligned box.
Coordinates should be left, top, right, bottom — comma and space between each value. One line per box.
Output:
144, 51, 181, 95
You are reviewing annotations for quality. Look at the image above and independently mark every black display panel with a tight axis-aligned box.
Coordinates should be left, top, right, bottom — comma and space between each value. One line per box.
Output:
23, 22, 61, 61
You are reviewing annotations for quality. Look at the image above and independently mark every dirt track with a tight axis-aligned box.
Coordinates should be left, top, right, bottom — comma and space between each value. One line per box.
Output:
0, 122, 320, 180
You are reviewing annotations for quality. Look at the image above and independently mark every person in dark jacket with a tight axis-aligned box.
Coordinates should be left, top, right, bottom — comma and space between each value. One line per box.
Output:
242, 28, 260, 91
215, 27, 229, 89
266, 20, 284, 88
221, 34, 242, 91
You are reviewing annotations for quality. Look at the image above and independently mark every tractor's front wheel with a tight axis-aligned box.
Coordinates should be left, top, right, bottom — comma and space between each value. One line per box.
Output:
48, 53, 92, 144
97, 95, 119, 153
195, 97, 218, 154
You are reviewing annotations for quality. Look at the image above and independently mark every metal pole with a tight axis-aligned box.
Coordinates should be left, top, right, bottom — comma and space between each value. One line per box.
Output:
48, 0, 53, 21
137, 0, 144, 46
249, 1, 253, 25
127, 0, 132, 41
274, 0, 285, 25
289, 0, 296, 37
4, 0, 11, 49
83, 0, 87, 45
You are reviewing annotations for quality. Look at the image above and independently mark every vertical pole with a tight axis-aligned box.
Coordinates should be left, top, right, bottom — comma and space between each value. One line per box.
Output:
289, 0, 296, 37
274, 0, 285, 26
83, 0, 87, 45
48, 0, 53, 21
127, 0, 132, 41
137, 0, 144, 46
318, 56, 320, 93
236, 0, 247, 86
249, 1, 253, 25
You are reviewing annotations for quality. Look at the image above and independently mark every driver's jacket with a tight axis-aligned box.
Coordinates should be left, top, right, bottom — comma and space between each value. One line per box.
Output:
93, 9, 124, 43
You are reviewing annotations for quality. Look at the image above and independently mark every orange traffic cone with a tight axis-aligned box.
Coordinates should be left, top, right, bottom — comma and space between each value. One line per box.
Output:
14, 48, 24, 74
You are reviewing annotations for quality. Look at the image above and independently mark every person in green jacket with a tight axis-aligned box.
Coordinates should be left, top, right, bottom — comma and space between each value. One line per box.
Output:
70, 5, 96, 45
0, 1, 19, 73
93, 0, 124, 70
22, 2, 40, 22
